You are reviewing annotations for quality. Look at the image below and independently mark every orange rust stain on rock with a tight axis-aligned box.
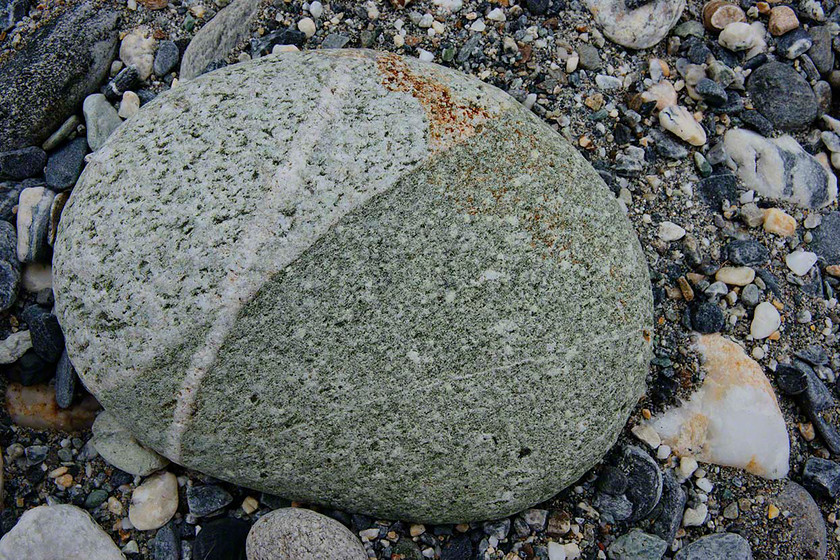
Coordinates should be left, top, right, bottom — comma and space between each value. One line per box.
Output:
375, 52, 491, 151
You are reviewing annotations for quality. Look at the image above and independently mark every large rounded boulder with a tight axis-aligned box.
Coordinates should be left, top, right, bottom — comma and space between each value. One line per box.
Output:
53, 50, 652, 523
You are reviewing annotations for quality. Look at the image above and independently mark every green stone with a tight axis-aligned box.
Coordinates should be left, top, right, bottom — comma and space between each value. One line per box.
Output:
54, 50, 652, 523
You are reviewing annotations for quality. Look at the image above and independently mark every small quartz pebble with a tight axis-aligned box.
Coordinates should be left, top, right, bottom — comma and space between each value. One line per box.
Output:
719, 21, 756, 50
683, 504, 708, 527
763, 208, 796, 236
631, 424, 662, 449
716, 266, 755, 286
118, 91, 140, 119
658, 221, 686, 241
128, 471, 178, 530
785, 250, 818, 276
659, 105, 706, 146
298, 17, 316, 38
649, 334, 789, 479
751, 301, 781, 339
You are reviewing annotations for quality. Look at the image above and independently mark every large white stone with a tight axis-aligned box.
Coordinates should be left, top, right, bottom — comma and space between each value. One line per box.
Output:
0, 504, 124, 560
584, 0, 685, 49
648, 334, 789, 479
53, 50, 653, 523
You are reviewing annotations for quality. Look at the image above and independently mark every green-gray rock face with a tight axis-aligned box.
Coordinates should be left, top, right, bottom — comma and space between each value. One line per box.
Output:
53, 50, 652, 523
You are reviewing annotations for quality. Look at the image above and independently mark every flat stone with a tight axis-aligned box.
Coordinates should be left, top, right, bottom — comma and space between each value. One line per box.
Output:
181, 0, 262, 80
0, 504, 124, 559
747, 62, 818, 131
128, 471, 179, 530
763, 208, 797, 236
153, 40, 180, 77
724, 128, 837, 208
186, 484, 233, 516
0, 147, 47, 180
802, 458, 840, 499
246, 508, 367, 560
21, 305, 64, 363
776, 28, 813, 59
53, 50, 653, 523
775, 481, 827, 560
608, 530, 667, 560
675, 533, 753, 560
716, 266, 755, 286
0, 331, 31, 364
648, 469, 686, 544
807, 26, 835, 74
786, 250, 818, 276
649, 334, 789, 479
44, 138, 88, 192
0, 3, 119, 150
54, 349, 77, 409
583, 0, 685, 49
725, 239, 768, 266
92, 411, 170, 476
83, 94, 122, 152
618, 445, 663, 522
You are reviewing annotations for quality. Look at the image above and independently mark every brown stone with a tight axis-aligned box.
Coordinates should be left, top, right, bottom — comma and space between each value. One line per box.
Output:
703, 0, 746, 32
138, 0, 169, 9
768, 6, 799, 36
6, 383, 100, 432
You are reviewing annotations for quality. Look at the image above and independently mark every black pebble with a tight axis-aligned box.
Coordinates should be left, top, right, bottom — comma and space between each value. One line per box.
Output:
192, 518, 250, 560
691, 302, 725, 333
21, 305, 65, 363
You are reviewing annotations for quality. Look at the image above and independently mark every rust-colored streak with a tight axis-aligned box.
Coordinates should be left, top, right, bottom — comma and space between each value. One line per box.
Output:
375, 52, 491, 151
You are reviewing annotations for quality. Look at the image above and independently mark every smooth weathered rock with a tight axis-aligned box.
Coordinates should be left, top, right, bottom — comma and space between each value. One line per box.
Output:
0, 504, 124, 560
0, 3, 119, 150
22, 304, 64, 363
83, 94, 122, 152
649, 334, 789, 479
0, 330, 30, 364
16, 186, 55, 263
120, 28, 156, 81
675, 533, 752, 560
750, 301, 780, 339
747, 62, 818, 131
186, 484, 233, 516
91, 411, 170, 476
246, 508, 367, 560
608, 530, 667, 560
810, 211, 840, 264
0, 220, 19, 311
775, 482, 827, 560
724, 128, 837, 208
0, 147, 47, 180
583, 0, 685, 49
53, 50, 653, 523
180, 0, 262, 80
55, 349, 77, 409
44, 138, 88, 192
129, 471, 179, 530
153, 40, 180, 77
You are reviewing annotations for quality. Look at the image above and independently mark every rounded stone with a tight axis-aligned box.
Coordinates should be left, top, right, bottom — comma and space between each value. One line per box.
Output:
747, 62, 818, 131
53, 50, 653, 523
246, 508, 368, 560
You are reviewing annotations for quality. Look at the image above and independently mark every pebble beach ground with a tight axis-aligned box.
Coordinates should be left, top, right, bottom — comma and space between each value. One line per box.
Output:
1, 0, 840, 558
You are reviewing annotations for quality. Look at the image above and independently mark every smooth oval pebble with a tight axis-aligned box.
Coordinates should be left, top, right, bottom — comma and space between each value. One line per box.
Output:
750, 301, 781, 340
246, 508, 367, 560
53, 49, 653, 523
128, 471, 178, 530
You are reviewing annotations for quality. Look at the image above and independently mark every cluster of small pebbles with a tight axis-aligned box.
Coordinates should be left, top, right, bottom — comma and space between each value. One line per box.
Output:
1, 0, 840, 558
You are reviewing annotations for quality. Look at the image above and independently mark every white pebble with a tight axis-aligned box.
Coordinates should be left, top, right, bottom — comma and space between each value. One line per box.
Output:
487, 7, 506, 21
751, 302, 781, 340
683, 503, 708, 527
297, 17, 316, 38
785, 250, 818, 276
417, 49, 434, 62
658, 221, 686, 242
309, 1, 323, 18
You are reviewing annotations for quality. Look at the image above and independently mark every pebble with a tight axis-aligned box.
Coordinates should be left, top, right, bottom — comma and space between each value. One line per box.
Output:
54, 349, 77, 409
658, 221, 686, 241
802, 458, 840, 499
0, 330, 31, 364
776, 481, 827, 560
674, 533, 753, 559
309, 1, 324, 18
0, 147, 47, 180
22, 262, 52, 293
776, 28, 813, 59
695, 78, 727, 106
768, 6, 798, 36
194, 517, 251, 560
120, 27, 156, 81
0, 220, 19, 311
21, 304, 64, 363
649, 334, 789, 479
128, 471, 179, 530
608, 530, 667, 560
83, 94, 122, 151
682, 503, 708, 527
725, 129, 836, 208
785, 250, 818, 276
718, 21, 757, 51
618, 445, 663, 522
649, 469, 686, 544
810, 211, 840, 264
298, 17, 316, 38
0, 504, 123, 559
118, 91, 141, 119
595, 74, 622, 91
659, 105, 706, 146
44, 137, 88, 191
153, 521, 181, 560
42, 115, 81, 152
716, 266, 755, 286
91, 411, 170, 476
5, 382, 99, 431
577, 44, 602, 70
725, 239, 769, 266
750, 301, 781, 339
187, 484, 233, 517
741, 283, 760, 307
761, 208, 797, 237
583, 0, 685, 50
703, 0, 746, 32
153, 40, 180, 77
632, 424, 662, 448
691, 301, 725, 332
747, 62, 818, 131
16, 186, 55, 264
807, 26, 835, 75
